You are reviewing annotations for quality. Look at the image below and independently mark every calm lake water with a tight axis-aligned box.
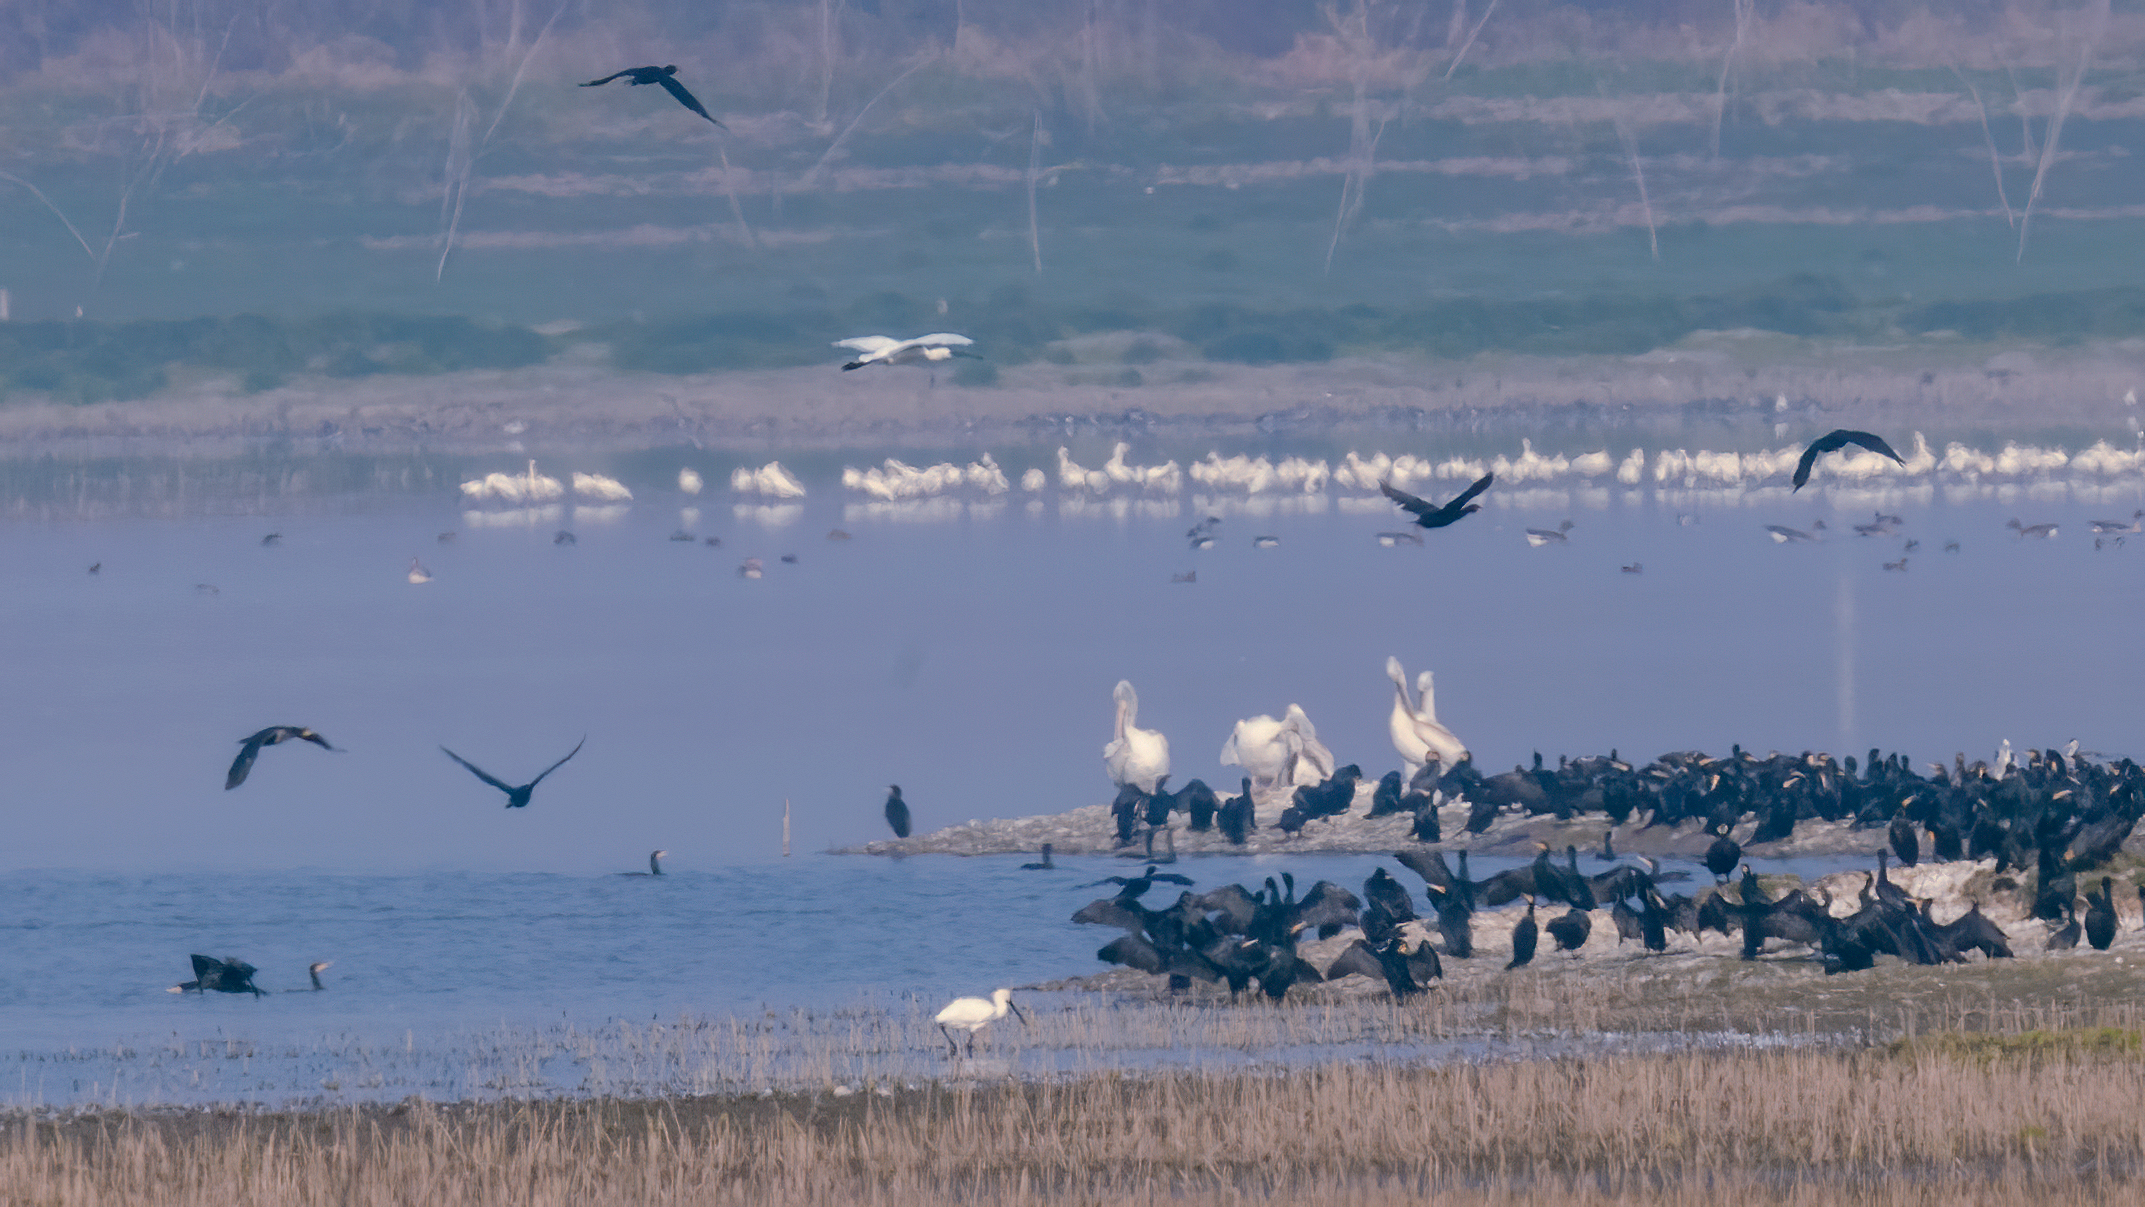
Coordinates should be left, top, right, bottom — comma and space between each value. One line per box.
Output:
2, 430, 2140, 1107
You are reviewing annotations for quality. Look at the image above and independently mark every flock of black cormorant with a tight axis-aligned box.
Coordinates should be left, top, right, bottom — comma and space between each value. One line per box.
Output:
1054, 739, 2144, 998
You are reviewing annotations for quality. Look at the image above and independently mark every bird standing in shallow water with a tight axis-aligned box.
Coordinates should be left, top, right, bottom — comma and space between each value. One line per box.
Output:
226, 726, 335, 790
439, 739, 585, 808
884, 786, 911, 838
580, 65, 725, 127
935, 988, 1028, 1057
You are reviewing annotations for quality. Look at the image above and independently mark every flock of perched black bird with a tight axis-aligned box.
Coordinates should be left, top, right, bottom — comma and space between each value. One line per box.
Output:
1056, 740, 2145, 998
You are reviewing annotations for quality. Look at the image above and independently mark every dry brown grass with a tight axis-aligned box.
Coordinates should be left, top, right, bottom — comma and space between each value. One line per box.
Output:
12, 1017, 2145, 1206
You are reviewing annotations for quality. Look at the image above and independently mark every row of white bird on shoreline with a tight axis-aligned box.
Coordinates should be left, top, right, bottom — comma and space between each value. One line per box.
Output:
460, 434, 2145, 510
1102, 657, 1465, 799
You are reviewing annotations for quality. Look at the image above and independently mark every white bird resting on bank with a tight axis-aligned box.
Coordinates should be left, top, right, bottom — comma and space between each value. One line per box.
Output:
834, 333, 978, 370
1387, 656, 1467, 782
1221, 704, 1334, 790
1103, 680, 1171, 794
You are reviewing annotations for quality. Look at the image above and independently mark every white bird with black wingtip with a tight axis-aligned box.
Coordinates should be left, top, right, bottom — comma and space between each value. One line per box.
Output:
935, 988, 1029, 1057
834, 333, 978, 371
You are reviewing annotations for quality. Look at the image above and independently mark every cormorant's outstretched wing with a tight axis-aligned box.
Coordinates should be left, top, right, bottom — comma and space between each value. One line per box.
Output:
1793, 429, 1905, 490
1447, 471, 1495, 511
296, 729, 334, 751
656, 74, 725, 126
1323, 940, 1385, 982
1378, 480, 1438, 521
1152, 872, 1195, 886
440, 747, 516, 795
581, 70, 633, 87
189, 954, 223, 979
225, 739, 264, 790
1073, 875, 1134, 889
527, 737, 587, 788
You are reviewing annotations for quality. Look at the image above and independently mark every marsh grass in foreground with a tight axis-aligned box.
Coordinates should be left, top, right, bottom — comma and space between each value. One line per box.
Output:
13, 1014, 2145, 1205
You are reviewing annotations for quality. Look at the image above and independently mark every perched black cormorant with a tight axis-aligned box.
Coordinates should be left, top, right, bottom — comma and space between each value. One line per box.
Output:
225, 726, 335, 790
1506, 899, 1538, 970
439, 738, 585, 809
580, 65, 726, 127
2086, 877, 2118, 951
883, 785, 911, 838
1889, 808, 1920, 867
1703, 834, 1742, 883
1544, 907, 1592, 955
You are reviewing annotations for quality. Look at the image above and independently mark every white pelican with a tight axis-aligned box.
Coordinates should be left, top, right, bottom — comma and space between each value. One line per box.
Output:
1387, 657, 1467, 782
1220, 706, 1333, 790
934, 987, 1028, 1057
678, 468, 704, 495
834, 332, 977, 370
1103, 680, 1171, 793
571, 472, 633, 502
407, 558, 432, 584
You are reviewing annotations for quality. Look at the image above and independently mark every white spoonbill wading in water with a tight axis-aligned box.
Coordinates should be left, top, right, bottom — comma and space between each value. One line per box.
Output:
1103, 680, 1170, 793
833, 333, 978, 370
934, 988, 1029, 1057
1387, 657, 1467, 782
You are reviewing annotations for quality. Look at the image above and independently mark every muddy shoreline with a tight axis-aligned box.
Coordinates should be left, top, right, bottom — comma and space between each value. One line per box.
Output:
1, 339, 2141, 456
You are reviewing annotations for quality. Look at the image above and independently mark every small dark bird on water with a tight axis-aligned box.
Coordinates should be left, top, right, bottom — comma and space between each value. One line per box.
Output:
440, 739, 585, 808
1791, 429, 1907, 491
1379, 473, 1494, 530
617, 850, 667, 876
1020, 843, 1056, 870
170, 955, 263, 997
884, 785, 911, 838
305, 961, 332, 990
581, 65, 726, 127
260, 533, 283, 546
225, 726, 335, 790
554, 530, 577, 545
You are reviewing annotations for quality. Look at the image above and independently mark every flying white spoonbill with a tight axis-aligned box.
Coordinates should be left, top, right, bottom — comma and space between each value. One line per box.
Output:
1103, 680, 1171, 793
1387, 656, 1467, 782
834, 333, 978, 370
935, 987, 1029, 1057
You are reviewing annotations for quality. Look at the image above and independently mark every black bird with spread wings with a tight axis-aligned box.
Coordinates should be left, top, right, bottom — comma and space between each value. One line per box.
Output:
171, 954, 264, 997
1379, 473, 1494, 530
1075, 864, 1193, 900
580, 65, 725, 128
226, 726, 335, 790
1792, 429, 1906, 491
440, 738, 585, 808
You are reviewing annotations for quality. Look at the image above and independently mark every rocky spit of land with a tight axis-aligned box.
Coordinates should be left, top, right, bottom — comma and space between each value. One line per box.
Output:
836, 779, 1890, 860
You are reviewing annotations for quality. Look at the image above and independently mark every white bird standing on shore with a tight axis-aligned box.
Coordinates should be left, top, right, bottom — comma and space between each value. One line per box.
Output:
835, 333, 977, 371
935, 987, 1029, 1057
1388, 657, 1467, 781
1221, 705, 1334, 790
1103, 680, 1171, 793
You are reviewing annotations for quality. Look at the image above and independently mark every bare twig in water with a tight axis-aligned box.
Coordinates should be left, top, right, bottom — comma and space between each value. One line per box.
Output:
1026, 109, 1043, 273
1443, 0, 1498, 79
1605, 88, 1659, 261
801, 54, 934, 192
1711, 0, 1752, 157
1950, 60, 2014, 228
2018, 35, 2097, 263
436, 90, 477, 282
0, 171, 97, 261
